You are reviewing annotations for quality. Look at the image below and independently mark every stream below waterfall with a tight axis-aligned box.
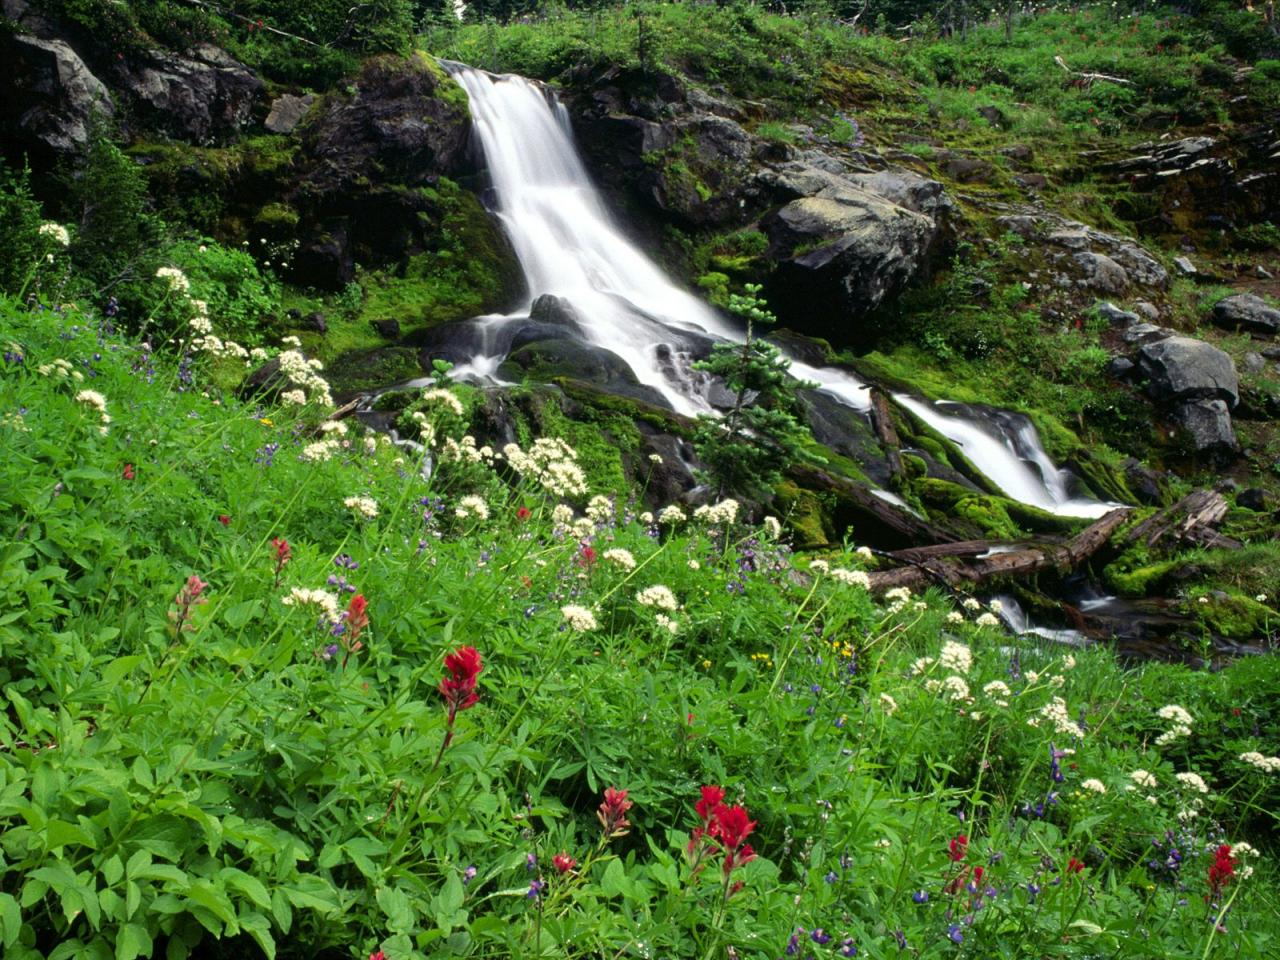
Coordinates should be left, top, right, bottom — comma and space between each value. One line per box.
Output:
422, 62, 1114, 522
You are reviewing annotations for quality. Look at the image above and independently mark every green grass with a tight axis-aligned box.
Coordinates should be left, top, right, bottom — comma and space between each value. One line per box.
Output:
3, 292, 1280, 959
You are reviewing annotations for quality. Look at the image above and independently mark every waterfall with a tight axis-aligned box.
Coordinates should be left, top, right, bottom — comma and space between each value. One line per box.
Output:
443, 63, 1113, 519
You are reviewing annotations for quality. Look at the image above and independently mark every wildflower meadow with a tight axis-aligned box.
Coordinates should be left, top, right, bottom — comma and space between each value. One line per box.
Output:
2, 290, 1279, 959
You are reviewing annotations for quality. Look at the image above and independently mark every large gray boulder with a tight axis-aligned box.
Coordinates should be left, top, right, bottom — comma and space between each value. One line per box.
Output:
1175, 399, 1238, 457
1211, 294, 1280, 337
1138, 336, 1239, 407
763, 172, 938, 337
2, 34, 113, 155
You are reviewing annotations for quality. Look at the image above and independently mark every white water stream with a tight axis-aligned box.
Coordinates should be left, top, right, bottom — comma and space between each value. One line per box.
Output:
444, 63, 1113, 519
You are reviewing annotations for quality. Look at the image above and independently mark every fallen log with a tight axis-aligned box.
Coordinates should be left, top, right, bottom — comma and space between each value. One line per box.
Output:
868, 388, 904, 481
868, 507, 1132, 593
789, 464, 960, 548
1122, 490, 1235, 550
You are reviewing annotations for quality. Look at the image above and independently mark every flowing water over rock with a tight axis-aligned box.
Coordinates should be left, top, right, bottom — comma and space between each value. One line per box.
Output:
442, 62, 1110, 518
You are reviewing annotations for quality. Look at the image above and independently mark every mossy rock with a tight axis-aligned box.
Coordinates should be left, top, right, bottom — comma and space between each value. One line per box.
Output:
1187, 591, 1274, 641
774, 479, 834, 549
1104, 558, 1181, 596
325, 346, 422, 396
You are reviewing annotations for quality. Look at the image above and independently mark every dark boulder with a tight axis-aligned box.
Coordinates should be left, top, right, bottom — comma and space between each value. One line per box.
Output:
304, 312, 327, 334
1, 33, 113, 159
1174, 399, 1238, 458
1137, 336, 1239, 407
372, 318, 401, 339
1211, 293, 1280, 337
293, 225, 355, 291
499, 338, 670, 408
1236, 488, 1268, 511
763, 182, 937, 339
529, 294, 585, 331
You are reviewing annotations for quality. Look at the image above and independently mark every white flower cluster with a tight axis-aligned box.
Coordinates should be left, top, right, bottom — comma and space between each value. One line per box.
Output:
1029, 696, 1081, 737
155, 266, 190, 293
946, 611, 965, 624
281, 389, 307, 406
39, 222, 71, 247
281, 587, 340, 620
504, 439, 587, 498
910, 656, 935, 676
983, 680, 1011, 707
657, 504, 686, 525
1175, 771, 1209, 794
939, 640, 973, 675
603, 548, 636, 570
636, 585, 679, 611
277, 349, 333, 408
420, 387, 465, 417
1155, 704, 1193, 746
961, 598, 982, 612
693, 499, 739, 525
38, 357, 81, 380
586, 495, 615, 523
974, 612, 1001, 628
561, 605, 597, 632
192, 334, 250, 360
878, 692, 898, 715
1232, 842, 1259, 880
830, 568, 871, 589
299, 438, 341, 463
1130, 769, 1158, 789
654, 613, 680, 635
455, 495, 489, 521
1080, 779, 1107, 794
762, 516, 783, 539
74, 389, 111, 435
551, 503, 575, 526
1239, 751, 1280, 774
319, 420, 348, 436
441, 436, 496, 465
343, 496, 379, 519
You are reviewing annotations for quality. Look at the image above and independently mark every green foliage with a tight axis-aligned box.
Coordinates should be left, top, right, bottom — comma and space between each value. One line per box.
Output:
693, 285, 815, 500
160, 239, 281, 344
58, 132, 165, 301
0, 161, 47, 296
1, 294, 1279, 959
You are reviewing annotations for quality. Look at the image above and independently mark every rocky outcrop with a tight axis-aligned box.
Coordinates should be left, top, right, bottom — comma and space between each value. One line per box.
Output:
570, 66, 948, 340
265, 94, 317, 135
1, 33, 113, 158
999, 211, 1169, 294
1175, 399, 1238, 457
1211, 293, 1280, 337
115, 44, 261, 144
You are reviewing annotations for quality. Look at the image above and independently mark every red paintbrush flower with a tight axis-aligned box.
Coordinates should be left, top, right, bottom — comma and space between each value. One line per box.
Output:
552, 853, 576, 874
1067, 857, 1086, 874
517, 506, 531, 521
598, 787, 633, 839
218, 514, 231, 526
122, 463, 135, 480
948, 835, 969, 862
1208, 844, 1235, 898
439, 646, 482, 715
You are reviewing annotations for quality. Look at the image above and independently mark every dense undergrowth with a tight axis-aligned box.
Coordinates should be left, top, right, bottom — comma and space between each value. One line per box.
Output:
3, 290, 1280, 959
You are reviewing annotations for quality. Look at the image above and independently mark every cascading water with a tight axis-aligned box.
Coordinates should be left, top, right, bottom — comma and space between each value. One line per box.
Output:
443, 62, 1112, 518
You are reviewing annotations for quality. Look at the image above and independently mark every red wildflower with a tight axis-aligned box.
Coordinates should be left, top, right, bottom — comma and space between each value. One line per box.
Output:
948, 835, 969, 862
598, 786, 633, 839
579, 544, 597, 566
517, 506, 531, 521
972, 865, 984, 884
1208, 844, 1235, 898
439, 646, 483, 715
552, 853, 576, 874
695, 785, 725, 824
369, 953, 386, 960
270, 536, 291, 587
122, 463, 135, 480
218, 514, 231, 526
1067, 857, 1086, 874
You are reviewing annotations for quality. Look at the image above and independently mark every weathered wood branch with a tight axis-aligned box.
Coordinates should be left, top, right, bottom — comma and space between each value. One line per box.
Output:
867, 507, 1132, 593
172, 0, 323, 46
1054, 55, 1135, 86
789, 464, 960, 547
869, 388, 904, 481
1122, 490, 1234, 550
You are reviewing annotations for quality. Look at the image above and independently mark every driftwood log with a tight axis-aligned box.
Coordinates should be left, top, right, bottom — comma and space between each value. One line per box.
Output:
868, 388, 904, 481
789, 464, 960, 546
867, 507, 1133, 593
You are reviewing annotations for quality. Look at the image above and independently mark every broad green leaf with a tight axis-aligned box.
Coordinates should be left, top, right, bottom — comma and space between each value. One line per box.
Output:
375, 885, 415, 934
114, 922, 151, 960
0, 892, 21, 948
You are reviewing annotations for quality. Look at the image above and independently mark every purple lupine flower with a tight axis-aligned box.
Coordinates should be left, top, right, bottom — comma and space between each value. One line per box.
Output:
526, 879, 545, 900
824, 870, 838, 884
811, 930, 831, 945
892, 930, 907, 950
785, 929, 802, 955
526, 852, 537, 872
913, 890, 929, 903
463, 864, 477, 884
948, 924, 964, 944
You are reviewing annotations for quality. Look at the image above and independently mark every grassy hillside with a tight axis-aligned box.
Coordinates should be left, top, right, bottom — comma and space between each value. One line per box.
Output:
2, 292, 1279, 958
